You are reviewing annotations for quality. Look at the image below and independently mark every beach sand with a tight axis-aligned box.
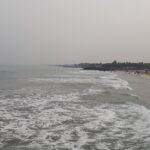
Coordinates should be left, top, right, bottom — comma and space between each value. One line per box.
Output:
118, 71, 150, 109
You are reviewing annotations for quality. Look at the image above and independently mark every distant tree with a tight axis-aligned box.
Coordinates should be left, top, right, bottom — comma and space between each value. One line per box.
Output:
112, 60, 117, 64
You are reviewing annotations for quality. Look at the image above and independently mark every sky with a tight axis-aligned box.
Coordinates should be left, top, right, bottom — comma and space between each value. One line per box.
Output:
0, 0, 150, 65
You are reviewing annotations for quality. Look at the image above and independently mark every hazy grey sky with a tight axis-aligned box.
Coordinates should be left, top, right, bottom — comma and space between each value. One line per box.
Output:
0, 0, 150, 64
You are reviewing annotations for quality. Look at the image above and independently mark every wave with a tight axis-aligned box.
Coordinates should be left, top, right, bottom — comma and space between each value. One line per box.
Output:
1, 92, 150, 150
100, 73, 133, 90
82, 89, 104, 95
28, 72, 132, 90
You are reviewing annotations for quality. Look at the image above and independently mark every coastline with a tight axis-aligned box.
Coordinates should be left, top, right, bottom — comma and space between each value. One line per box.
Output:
123, 70, 150, 76
117, 71, 150, 109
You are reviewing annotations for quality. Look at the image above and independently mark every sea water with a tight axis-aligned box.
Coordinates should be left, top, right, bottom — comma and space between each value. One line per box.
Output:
0, 65, 150, 150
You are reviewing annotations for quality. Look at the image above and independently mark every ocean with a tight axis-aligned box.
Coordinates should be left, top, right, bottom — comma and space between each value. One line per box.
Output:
0, 65, 150, 150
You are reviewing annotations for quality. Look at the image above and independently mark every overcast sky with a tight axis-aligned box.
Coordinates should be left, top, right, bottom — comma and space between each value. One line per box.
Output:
0, 0, 150, 64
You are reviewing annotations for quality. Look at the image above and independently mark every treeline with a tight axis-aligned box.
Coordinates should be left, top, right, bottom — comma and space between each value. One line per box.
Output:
61, 61, 150, 71
81, 61, 150, 71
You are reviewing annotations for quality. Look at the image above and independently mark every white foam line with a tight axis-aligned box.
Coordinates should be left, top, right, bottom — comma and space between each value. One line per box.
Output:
82, 89, 104, 95
100, 73, 133, 90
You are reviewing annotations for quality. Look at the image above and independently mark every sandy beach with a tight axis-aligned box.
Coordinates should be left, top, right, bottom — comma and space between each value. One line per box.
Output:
118, 71, 150, 109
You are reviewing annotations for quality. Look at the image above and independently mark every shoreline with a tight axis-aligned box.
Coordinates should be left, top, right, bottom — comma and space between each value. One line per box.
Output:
123, 70, 150, 76
117, 71, 150, 109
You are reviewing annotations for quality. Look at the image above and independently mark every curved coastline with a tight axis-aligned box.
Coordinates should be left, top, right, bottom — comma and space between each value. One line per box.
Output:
117, 71, 150, 109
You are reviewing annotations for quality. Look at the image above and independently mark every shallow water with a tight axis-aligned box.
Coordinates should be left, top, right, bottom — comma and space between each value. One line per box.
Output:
0, 66, 150, 150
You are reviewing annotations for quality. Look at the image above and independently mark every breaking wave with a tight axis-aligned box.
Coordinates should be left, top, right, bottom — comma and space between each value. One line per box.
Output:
0, 68, 148, 149
1, 93, 150, 150
29, 72, 132, 90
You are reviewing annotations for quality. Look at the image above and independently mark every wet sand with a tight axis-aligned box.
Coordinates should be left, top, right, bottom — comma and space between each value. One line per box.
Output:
118, 71, 150, 109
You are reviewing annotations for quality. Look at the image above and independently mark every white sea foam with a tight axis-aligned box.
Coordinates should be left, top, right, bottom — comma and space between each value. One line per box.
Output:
82, 89, 104, 95
100, 73, 133, 90
28, 72, 132, 90
28, 77, 98, 84
51, 92, 80, 102
30, 102, 150, 149
1, 90, 150, 149
130, 93, 138, 97
0, 69, 146, 149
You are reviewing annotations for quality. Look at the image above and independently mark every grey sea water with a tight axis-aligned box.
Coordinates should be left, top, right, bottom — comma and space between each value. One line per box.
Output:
0, 65, 150, 150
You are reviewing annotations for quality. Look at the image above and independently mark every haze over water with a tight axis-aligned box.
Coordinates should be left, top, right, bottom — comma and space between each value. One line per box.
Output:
0, 66, 150, 149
